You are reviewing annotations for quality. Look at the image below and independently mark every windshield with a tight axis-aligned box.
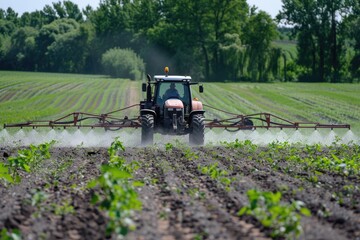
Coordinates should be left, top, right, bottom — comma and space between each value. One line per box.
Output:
156, 82, 190, 106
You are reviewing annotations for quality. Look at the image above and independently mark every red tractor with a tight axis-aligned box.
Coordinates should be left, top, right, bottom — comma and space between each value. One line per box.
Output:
140, 67, 205, 145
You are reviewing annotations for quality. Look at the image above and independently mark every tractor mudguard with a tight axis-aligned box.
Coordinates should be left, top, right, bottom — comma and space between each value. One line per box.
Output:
140, 109, 157, 117
189, 110, 205, 121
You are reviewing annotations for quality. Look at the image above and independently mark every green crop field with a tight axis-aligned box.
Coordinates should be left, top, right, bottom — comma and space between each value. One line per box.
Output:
1, 71, 360, 240
194, 82, 360, 132
1, 71, 359, 132
273, 40, 297, 60
0, 71, 141, 126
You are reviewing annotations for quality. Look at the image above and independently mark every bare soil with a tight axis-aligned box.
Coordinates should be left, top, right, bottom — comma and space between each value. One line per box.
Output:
0, 145, 359, 240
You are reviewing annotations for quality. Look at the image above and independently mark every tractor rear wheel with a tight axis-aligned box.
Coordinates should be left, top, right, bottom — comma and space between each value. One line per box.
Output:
189, 114, 205, 145
141, 114, 154, 145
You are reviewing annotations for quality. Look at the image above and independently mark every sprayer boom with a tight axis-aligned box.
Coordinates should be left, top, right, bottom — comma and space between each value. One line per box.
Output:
4, 108, 350, 131
205, 112, 350, 131
4, 105, 141, 130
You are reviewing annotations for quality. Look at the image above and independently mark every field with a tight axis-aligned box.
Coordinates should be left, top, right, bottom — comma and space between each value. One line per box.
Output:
0, 71, 360, 239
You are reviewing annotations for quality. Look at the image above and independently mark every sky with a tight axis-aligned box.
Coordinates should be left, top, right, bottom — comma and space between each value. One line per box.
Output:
0, 0, 283, 18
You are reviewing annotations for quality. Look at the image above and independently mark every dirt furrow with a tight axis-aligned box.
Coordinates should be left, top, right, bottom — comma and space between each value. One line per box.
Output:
1, 145, 359, 240
197, 147, 359, 239
165, 148, 269, 239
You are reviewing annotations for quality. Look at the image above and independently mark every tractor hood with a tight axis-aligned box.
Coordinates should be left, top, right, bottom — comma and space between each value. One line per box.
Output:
192, 100, 203, 111
164, 99, 184, 109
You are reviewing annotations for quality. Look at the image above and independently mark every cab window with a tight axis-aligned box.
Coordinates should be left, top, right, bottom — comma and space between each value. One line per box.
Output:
156, 82, 190, 106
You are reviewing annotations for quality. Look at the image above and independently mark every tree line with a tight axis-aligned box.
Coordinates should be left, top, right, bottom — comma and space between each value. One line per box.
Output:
0, 0, 359, 82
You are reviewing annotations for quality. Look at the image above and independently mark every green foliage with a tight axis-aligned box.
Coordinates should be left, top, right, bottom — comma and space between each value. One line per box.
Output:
188, 188, 206, 200
239, 189, 311, 238
108, 137, 140, 173
242, 10, 279, 82
52, 200, 75, 216
101, 48, 145, 80
221, 139, 258, 152
89, 139, 142, 237
0, 162, 14, 184
0, 228, 21, 240
165, 142, 174, 152
31, 190, 49, 207
108, 137, 125, 157
198, 162, 233, 190
8, 140, 55, 171
1, 72, 360, 131
0, 141, 55, 185
36, 18, 89, 72
277, 0, 358, 82
302, 154, 360, 176
184, 148, 199, 161
1, 0, 359, 81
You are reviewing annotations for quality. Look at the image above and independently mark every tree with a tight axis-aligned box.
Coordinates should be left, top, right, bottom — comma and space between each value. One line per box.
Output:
149, 0, 249, 81
0, 9, 5, 19
219, 33, 247, 81
278, 0, 356, 82
91, 0, 136, 50
82, 5, 94, 20
101, 47, 145, 80
42, 5, 58, 23
347, 7, 360, 81
243, 10, 278, 81
35, 18, 89, 72
0, 19, 16, 35
8, 27, 38, 70
4, 8, 18, 25
20, 10, 53, 28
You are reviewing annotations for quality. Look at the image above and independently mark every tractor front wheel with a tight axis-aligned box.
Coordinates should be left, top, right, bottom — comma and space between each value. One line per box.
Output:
189, 114, 205, 145
141, 114, 154, 145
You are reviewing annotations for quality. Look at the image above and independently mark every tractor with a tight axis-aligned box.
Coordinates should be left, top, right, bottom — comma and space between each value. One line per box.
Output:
140, 67, 205, 145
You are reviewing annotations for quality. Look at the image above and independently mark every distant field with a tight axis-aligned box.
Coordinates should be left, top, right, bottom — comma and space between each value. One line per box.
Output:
1, 71, 359, 131
0, 71, 141, 126
195, 82, 360, 131
272, 40, 297, 60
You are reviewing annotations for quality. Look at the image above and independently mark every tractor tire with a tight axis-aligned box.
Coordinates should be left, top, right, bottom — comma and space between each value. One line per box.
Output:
189, 114, 205, 145
141, 114, 154, 145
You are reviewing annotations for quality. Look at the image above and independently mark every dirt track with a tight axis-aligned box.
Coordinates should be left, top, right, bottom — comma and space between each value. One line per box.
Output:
0, 144, 359, 239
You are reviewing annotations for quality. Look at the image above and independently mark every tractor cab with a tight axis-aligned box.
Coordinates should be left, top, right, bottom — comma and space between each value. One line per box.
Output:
140, 67, 205, 145
153, 76, 192, 116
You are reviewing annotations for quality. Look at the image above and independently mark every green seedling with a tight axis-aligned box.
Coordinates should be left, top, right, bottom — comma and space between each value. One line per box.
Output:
165, 142, 174, 151
198, 162, 234, 190
108, 137, 125, 157
184, 147, 199, 161
1, 141, 55, 185
8, 141, 55, 171
89, 166, 143, 237
52, 200, 75, 216
188, 188, 206, 200
221, 139, 257, 152
0, 162, 14, 185
239, 189, 311, 239
0, 228, 21, 240
89, 139, 143, 237
199, 162, 228, 179
31, 190, 49, 207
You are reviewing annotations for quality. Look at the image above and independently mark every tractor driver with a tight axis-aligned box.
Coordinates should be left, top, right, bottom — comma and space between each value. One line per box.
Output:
163, 82, 180, 100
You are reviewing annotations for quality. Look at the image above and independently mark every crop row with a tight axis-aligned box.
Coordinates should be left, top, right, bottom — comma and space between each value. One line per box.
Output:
0, 139, 143, 239
1, 71, 359, 131
193, 82, 360, 131
0, 72, 141, 125
1, 138, 359, 239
